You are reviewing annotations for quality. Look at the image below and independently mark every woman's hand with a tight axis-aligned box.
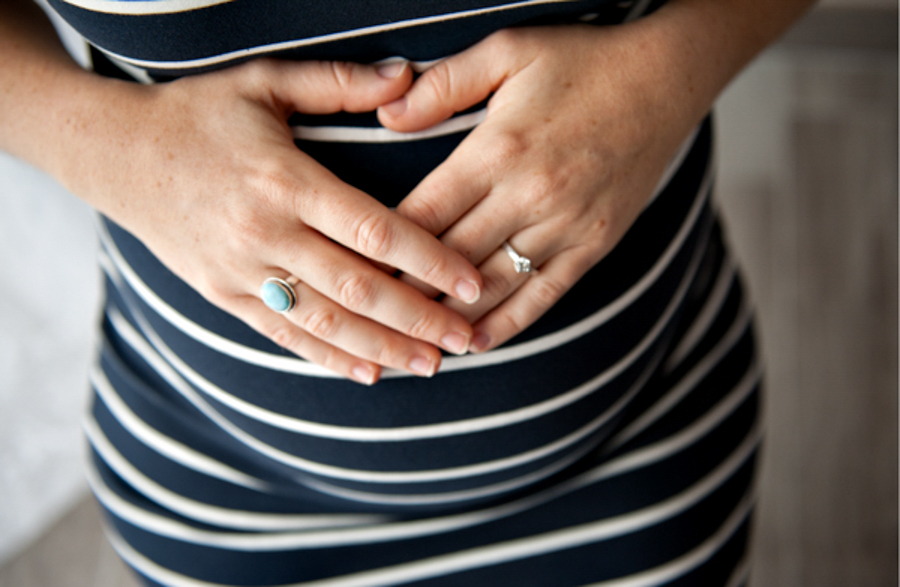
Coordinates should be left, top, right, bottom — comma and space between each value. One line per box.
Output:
376, 0, 816, 352
377, 24, 705, 352
57, 59, 484, 383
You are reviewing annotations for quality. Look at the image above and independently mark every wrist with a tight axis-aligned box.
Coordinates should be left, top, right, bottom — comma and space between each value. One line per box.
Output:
628, 0, 815, 125
42, 74, 142, 202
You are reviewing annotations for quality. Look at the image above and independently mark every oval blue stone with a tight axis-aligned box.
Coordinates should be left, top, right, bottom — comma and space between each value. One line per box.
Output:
260, 280, 292, 313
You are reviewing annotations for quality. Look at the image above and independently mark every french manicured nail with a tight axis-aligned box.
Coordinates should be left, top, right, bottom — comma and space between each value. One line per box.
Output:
440, 331, 469, 355
381, 96, 408, 117
351, 365, 377, 386
377, 61, 407, 79
454, 279, 481, 304
470, 332, 491, 353
409, 356, 436, 377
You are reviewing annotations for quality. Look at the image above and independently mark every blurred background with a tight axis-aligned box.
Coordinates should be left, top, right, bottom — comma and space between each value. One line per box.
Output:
0, 2, 896, 585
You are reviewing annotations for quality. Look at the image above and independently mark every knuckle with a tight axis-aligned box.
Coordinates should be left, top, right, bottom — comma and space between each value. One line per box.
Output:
237, 58, 276, 87
249, 163, 293, 206
269, 325, 301, 351
219, 203, 280, 256
353, 213, 395, 259
225, 208, 268, 249
329, 61, 355, 91
405, 311, 438, 341
482, 269, 515, 296
318, 345, 346, 373
498, 310, 526, 337
200, 281, 233, 307
370, 338, 397, 367
487, 131, 529, 170
488, 28, 521, 49
337, 273, 376, 311
402, 196, 445, 235
249, 163, 311, 222
522, 170, 568, 208
531, 276, 567, 307
300, 307, 340, 340
416, 251, 451, 289
485, 29, 529, 63
424, 61, 455, 101
566, 203, 593, 227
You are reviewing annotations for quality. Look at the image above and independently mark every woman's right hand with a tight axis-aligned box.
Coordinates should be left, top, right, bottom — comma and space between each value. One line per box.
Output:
55, 59, 483, 384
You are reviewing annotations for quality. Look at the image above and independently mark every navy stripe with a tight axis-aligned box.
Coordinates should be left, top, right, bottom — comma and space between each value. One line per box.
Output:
50, 0, 627, 71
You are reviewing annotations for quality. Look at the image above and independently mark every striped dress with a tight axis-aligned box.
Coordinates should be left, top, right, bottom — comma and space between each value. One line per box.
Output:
46, 1, 761, 585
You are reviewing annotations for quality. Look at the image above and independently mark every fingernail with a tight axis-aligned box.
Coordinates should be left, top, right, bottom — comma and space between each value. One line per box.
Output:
381, 96, 407, 118
454, 279, 481, 304
471, 332, 491, 353
440, 331, 469, 355
351, 364, 377, 386
409, 356, 436, 377
377, 61, 407, 79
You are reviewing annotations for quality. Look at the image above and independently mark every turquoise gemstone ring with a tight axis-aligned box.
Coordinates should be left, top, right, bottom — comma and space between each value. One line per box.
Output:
260, 277, 298, 314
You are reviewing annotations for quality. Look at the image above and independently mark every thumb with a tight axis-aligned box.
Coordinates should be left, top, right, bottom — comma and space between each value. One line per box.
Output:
266, 59, 413, 115
376, 43, 512, 132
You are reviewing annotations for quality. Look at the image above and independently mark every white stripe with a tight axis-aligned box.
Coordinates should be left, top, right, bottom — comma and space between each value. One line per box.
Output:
104, 529, 218, 587
58, 0, 232, 15
409, 58, 446, 72
293, 429, 762, 587
606, 301, 754, 452
664, 254, 737, 372
104, 219, 706, 445
84, 416, 389, 531
106, 275, 683, 481
104, 307, 444, 483
291, 106, 696, 169
292, 110, 486, 143
105, 492, 754, 587
295, 349, 663, 505
95, 144, 713, 377
90, 362, 270, 491
88, 356, 759, 549
589, 363, 760, 487
91, 0, 580, 69
101, 423, 760, 585
104, 304, 663, 502
302, 437, 596, 506
108, 306, 624, 488
583, 494, 755, 586
291, 118, 697, 188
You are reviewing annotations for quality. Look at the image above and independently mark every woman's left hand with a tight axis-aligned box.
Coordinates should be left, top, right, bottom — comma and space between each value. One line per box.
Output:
377, 23, 710, 352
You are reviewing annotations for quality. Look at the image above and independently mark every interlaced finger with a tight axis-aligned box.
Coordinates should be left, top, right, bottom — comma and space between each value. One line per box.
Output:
226, 295, 384, 385
267, 227, 475, 358
468, 246, 597, 353
255, 276, 453, 378
293, 171, 483, 305
441, 226, 561, 321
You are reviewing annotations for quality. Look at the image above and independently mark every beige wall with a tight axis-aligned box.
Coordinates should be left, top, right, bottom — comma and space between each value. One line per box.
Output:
716, 6, 898, 585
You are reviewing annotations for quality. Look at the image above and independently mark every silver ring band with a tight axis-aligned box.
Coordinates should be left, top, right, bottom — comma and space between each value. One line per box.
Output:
503, 242, 533, 274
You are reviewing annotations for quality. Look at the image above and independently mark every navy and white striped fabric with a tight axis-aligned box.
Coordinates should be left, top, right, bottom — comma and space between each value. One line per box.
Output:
47, 0, 760, 584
